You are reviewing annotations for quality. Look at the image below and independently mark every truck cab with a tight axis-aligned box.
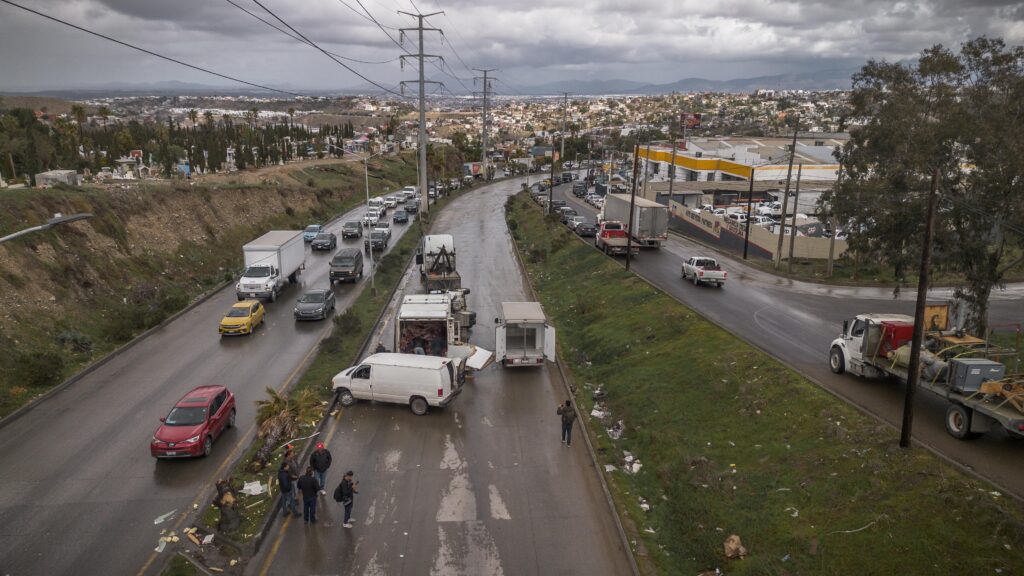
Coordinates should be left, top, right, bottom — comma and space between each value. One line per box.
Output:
830, 314, 915, 378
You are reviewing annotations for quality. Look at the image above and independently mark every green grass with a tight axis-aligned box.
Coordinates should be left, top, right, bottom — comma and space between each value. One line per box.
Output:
199, 186, 473, 541
506, 192, 1024, 576
160, 554, 199, 576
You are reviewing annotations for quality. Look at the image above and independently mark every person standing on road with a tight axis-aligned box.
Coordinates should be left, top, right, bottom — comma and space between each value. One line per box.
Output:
310, 442, 333, 496
338, 471, 359, 528
284, 445, 300, 500
557, 399, 577, 447
277, 462, 299, 518
297, 466, 320, 524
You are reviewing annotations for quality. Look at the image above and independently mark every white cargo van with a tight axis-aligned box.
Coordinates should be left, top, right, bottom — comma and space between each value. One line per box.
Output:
495, 302, 556, 367
332, 353, 461, 415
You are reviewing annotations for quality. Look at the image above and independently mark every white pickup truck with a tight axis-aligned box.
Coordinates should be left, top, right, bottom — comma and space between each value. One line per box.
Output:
681, 256, 727, 287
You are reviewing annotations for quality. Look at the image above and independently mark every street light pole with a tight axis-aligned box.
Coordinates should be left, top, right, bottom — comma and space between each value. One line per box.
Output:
0, 212, 93, 245
742, 167, 756, 259
363, 153, 379, 291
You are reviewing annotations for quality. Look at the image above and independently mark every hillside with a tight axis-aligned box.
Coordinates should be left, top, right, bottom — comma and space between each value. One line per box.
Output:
0, 155, 417, 417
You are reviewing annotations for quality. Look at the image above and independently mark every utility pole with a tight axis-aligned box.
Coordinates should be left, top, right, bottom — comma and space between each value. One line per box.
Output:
625, 142, 640, 271
742, 166, 756, 259
561, 92, 568, 164
668, 113, 679, 203
826, 160, 844, 278
474, 68, 496, 181
900, 168, 940, 449
786, 164, 803, 273
547, 149, 558, 215
774, 119, 800, 268
399, 10, 444, 215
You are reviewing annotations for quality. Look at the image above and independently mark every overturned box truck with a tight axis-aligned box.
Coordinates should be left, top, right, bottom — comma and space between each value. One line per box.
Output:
236, 230, 306, 302
495, 302, 557, 367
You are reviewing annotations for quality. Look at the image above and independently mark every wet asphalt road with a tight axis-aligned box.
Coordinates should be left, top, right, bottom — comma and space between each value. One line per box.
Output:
0, 203, 413, 576
556, 182, 1024, 499
247, 179, 632, 576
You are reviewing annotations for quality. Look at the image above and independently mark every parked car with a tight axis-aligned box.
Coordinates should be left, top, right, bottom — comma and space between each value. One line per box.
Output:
341, 221, 363, 239
311, 232, 337, 251
219, 300, 265, 336
329, 248, 363, 284
575, 222, 597, 237
750, 215, 774, 227
151, 385, 235, 458
550, 199, 567, 210
365, 230, 389, 252
303, 224, 323, 242
393, 210, 409, 224
567, 215, 587, 230
294, 288, 336, 321
559, 208, 578, 224
726, 212, 748, 224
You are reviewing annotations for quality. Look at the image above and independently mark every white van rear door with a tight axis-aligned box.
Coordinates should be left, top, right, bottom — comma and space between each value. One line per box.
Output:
495, 325, 506, 362
543, 324, 557, 362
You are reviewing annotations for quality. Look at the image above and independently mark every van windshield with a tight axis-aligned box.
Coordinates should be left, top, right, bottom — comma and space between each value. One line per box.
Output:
333, 256, 356, 266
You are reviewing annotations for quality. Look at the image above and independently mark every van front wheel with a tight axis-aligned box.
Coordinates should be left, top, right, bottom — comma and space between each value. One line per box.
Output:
337, 389, 355, 407
410, 397, 428, 416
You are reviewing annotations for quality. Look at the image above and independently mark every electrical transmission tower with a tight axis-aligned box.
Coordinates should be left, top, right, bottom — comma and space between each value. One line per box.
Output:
399, 10, 444, 214
474, 68, 497, 180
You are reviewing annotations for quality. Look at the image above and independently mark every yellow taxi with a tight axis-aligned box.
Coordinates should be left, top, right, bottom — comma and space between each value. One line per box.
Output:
219, 300, 265, 336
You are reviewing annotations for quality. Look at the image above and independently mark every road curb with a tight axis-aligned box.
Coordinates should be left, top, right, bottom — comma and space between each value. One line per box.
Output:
0, 278, 232, 432
505, 196, 643, 576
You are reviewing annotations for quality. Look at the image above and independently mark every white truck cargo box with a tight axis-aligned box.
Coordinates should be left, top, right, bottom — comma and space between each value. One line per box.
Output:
495, 302, 556, 367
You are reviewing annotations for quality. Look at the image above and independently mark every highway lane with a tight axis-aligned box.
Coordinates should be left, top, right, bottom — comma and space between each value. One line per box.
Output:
249, 178, 633, 575
556, 182, 1024, 499
0, 200, 413, 576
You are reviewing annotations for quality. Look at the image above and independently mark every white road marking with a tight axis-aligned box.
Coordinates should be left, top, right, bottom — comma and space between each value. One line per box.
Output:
488, 485, 511, 520
482, 416, 494, 427
383, 449, 402, 472
437, 471, 477, 522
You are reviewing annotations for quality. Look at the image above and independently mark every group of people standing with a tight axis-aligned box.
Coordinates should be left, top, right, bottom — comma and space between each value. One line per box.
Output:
277, 442, 358, 528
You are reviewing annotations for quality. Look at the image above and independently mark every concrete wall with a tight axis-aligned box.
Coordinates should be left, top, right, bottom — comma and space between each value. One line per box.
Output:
668, 200, 847, 262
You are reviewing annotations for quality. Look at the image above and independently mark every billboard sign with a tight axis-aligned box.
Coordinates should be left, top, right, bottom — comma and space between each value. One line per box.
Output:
681, 113, 702, 129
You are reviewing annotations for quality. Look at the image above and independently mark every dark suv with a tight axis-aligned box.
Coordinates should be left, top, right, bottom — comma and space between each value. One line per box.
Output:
341, 221, 362, 239
329, 248, 364, 284
364, 230, 388, 252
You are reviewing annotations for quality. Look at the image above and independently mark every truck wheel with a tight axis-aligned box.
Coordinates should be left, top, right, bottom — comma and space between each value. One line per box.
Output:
410, 397, 428, 416
945, 404, 980, 440
336, 388, 355, 407
270, 290, 277, 303
829, 346, 845, 374
692, 274, 700, 286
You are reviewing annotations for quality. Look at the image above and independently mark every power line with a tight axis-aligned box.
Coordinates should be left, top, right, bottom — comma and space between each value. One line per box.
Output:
249, 0, 406, 97
0, 0, 308, 97
224, 0, 399, 65
335, 0, 400, 30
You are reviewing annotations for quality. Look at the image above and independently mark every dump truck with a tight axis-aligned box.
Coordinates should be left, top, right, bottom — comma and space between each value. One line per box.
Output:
829, 310, 1024, 440
600, 193, 669, 248
235, 230, 305, 302
416, 234, 462, 291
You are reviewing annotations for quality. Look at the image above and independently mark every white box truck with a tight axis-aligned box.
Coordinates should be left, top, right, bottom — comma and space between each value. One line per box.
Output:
332, 353, 462, 415
236, 230, 305, 302
495, 302, 556, 367
394, 290, 476, 357
600, 193, 669, 248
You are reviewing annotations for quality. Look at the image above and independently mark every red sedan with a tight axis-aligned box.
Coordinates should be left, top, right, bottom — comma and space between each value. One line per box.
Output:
151, 385, 236, 458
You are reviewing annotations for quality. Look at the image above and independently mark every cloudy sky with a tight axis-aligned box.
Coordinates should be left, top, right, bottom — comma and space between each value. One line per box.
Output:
0, 0, 1021, 92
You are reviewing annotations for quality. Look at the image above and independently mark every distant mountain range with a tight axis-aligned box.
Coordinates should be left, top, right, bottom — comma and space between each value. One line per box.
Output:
4, 68, 859, 99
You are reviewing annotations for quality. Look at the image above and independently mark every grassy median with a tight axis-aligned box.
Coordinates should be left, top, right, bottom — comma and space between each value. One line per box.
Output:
506, 192, 1024, 575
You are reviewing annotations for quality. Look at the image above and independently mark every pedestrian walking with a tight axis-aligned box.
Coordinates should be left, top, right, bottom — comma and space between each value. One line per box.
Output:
284, 445, 300, 500
336, 471, 359, 528
277, 462, 300, 518
297, 466, 320, 524
374, 341, 388, 353
309, 442, 333, 496
557, 399, 576, 447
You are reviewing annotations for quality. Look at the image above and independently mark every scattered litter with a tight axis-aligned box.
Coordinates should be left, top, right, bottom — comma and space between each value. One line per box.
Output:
192, 503, 199, 510
187, 533, 201, 546
606, 420, 624, 440
171, 536, 180, 543
781, 554, 791, 562
715, 527, 724, 532
775, 488, 791, 492
622, 451, 643, 475
727, 441, 735, 447
1004, 544, 1012, 551
209, 568, 223, 573
592, 386, 607, 401
153, 540, 167, 553
828, 515, 886, 535
643, 527, 656, 534
604, 464, 617, 472
330, 410, 339, 417
240, 481, 267, 496
153, 510, 177, 525
723, 534, 748, 559
990, 491, 1002, 498
202, 534, 215, 545
638, 497, 650, 512
785, 507, 799, 518
245, 498, 267, 509
701, 484, 709, 489
230, 559, 238, 567
590, 408, 608, 419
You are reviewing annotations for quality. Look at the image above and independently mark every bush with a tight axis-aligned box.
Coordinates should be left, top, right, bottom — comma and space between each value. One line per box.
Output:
15, 350, 65, 388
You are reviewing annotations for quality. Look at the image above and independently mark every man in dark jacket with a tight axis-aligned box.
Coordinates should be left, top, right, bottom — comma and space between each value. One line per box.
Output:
309, 442, 332, 496
557, 399, 577, 447
337, 471, 359, 528
296, 466, 320, 523
284, 446, 300, 500
277, 462, 299, 518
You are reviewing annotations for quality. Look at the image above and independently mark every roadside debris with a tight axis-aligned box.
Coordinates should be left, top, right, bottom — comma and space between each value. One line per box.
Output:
723, 534, 748, 559
623, 451, 642, 474
607, 420, 624, 440
240, 481, 267, 496
592, 386, 607, 401
638, 497, 650, 512
153, 509, 177, 525
784, 507, 799, 518
604, 464, 617, 472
